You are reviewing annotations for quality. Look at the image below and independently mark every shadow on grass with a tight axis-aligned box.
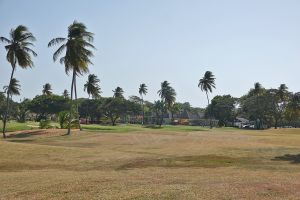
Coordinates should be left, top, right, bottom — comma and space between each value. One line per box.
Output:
272, 154, 300, 164
143, 125, 163, 129
6, 130, 45, 139
116, 155, 255, 170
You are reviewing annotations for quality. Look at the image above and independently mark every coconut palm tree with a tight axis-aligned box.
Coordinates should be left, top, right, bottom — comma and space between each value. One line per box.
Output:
42, 83, 53, 96
0, 25, 37, 138
62, 89, 69, 99
198, 71, 216, 128
139, 83, 147, 125
113, 87, 124, 98
84, 74, 101, 99
157, 81, 176, 126
48, 21, 95, 135
3, 78, 21, 98
84, 74, 101, 124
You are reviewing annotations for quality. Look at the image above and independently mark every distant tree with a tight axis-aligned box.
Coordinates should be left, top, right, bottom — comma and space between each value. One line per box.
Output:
28, 95, 69, 120
206, 95, 236, 126
0, 25, 37, 138
285, 93, 300, 126
84, 74, 101, 99
62, 89, 69, 99
153, 100, 164, 126
42, 83, 53, 96
113, 87, 124, 98
198, 71, 216, 128
3, 78, 21, 98
48, 21, 95, 135
158, 81, 176, 125
16, 99, 31, 122
83, 74, 101, 123
139, 83, 148, 125
102, 97, 127, 126
249, 82, 265, 97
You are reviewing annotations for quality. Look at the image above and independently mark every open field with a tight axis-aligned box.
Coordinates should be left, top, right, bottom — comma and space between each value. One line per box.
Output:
1, 126, 300, 199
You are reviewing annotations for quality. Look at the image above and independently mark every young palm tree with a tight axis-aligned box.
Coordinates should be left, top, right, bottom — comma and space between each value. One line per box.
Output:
0, 25, 37, 138
42, 83, 53, 96
48, 21, 95, 135
157, 81, 176, 126
84, 74, 101, 99
62, 89, 69, 99
139, 83, 148, 125
198, 71, 216, 128
113, 87, 124, 98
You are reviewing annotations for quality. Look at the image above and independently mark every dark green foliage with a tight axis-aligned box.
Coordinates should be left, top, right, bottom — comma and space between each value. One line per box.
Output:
206, 95, 236, 126
58, 111, 69, 129
39, 119, 51, 129
28, 95, 69, 120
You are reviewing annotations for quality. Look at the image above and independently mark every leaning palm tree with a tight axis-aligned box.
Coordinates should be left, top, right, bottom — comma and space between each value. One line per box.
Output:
113, 87, 124, 98
48, 21, 95, 135
84, 74, 101, 99
42, 83, 53, 96
198, 71, 216, 128
139, 83, 148, 125
0, 25, 37, 138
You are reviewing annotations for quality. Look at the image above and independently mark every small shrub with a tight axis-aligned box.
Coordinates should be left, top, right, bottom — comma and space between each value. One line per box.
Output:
39, 120, 51, 129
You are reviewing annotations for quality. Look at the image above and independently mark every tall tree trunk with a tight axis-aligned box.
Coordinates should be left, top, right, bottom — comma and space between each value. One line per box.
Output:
141, 95, 144, 125
2, 63, 16, 138
86, 95, 90, 124
206, 91, 212, 129
67, 70, 76, 135
74, 76, 82, 131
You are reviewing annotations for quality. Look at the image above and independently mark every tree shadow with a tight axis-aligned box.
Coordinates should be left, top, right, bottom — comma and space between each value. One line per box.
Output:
272, 154, 300, 164
6, 130, 46, 139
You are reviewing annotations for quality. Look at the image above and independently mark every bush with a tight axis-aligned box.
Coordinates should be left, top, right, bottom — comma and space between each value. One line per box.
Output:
58, 111, 69, 129
39, 120, 52, 129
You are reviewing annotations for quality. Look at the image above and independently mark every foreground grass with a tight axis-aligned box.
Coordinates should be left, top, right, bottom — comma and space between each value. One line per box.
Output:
1, 127, 300, 199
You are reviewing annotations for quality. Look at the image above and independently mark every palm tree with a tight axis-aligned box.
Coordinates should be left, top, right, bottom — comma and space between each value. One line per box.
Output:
139, 83, 147, 125
277, 84, 289, 101
84, 74, 101, 124
84, 74, 101, 99
113, 87, 124, 98
0, 25, 37, 138
198, 71, 216, 128
48, 21, 95, 135
62, 89, 69, 99
42, 83, 53, 96
3, 78, 21, 98
251, 82, 264, 96
157, 81, 176, 126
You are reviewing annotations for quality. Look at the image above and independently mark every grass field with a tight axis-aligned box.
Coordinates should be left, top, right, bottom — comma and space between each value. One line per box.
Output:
1, 124, 300, 199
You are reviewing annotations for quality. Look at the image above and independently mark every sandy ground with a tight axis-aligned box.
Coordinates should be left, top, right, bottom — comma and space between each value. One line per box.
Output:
1, 128, 300, 199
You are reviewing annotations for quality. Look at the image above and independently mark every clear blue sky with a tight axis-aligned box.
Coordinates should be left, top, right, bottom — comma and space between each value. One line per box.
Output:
0, 0, 300, 107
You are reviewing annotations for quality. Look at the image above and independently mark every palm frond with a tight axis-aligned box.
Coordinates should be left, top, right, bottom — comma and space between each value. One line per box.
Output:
48, 37, 66, 47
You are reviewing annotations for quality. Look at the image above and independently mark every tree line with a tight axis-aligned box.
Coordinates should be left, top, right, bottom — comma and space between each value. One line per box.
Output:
1, 22, 300, 138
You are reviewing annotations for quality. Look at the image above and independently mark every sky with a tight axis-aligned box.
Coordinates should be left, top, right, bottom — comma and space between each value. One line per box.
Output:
0, 0, 300, 107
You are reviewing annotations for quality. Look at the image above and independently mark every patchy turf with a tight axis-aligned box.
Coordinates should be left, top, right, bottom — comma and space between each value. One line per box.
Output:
1, 127, 300, 199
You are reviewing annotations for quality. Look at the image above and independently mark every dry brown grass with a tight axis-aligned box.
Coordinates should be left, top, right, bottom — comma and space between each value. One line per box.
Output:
1, 127, 300, 199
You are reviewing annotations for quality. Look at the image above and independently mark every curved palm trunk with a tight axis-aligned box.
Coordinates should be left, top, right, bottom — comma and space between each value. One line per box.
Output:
73, 76, 82, 131
86, 95, 90, 125
206, 91, 212, 129
67, 70, 76, 135
2, 63, 16, 138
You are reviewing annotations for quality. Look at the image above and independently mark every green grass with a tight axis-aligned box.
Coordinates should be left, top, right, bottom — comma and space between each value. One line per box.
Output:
0, 121, 60, 132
